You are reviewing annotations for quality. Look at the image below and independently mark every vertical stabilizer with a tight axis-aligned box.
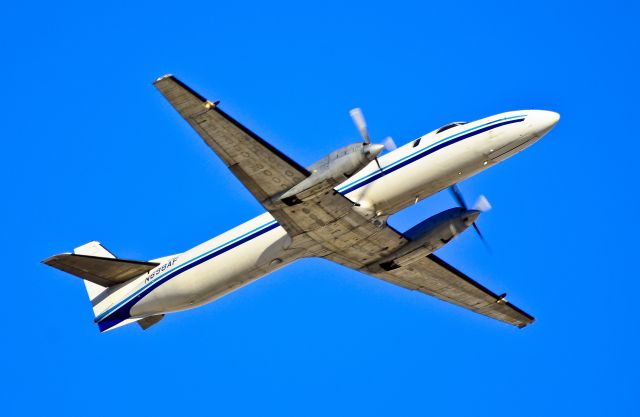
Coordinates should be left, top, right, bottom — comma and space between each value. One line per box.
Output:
73, 241, 116, 315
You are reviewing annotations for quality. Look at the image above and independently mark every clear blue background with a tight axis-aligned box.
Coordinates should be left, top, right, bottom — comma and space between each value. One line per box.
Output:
2, 1, 638, 416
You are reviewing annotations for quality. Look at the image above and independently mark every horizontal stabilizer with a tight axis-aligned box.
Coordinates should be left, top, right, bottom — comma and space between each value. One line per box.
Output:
42, 254, 159, 287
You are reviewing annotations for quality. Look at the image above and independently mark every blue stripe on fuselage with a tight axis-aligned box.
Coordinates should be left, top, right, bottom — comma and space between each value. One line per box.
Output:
337, 115, 526, 194
97, 115, 526, 331
96, 220, 279, 331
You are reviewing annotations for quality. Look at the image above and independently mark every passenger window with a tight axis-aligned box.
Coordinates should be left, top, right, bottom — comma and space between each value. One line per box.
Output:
413, 138, 421, 147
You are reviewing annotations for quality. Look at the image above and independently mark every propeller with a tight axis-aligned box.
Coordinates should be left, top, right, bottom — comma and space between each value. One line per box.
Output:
472, 194, 492, 212
349, 108, 371, 144
449, 184, 492, 250
383, 136, 398, 151
349, 108, 397, 170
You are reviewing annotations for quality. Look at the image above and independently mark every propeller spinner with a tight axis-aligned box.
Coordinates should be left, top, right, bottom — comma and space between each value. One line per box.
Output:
449, 184, 492, 250
349, 107, 397, 170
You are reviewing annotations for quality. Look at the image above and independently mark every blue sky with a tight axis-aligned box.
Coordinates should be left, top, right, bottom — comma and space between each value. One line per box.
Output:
2, 1, 639, 415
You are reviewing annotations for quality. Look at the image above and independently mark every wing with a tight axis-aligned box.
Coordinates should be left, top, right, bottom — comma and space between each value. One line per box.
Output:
42, 254, 159, 287
152, 75, 406, 249
154, 75, 310, 202
325, 235, 534, 328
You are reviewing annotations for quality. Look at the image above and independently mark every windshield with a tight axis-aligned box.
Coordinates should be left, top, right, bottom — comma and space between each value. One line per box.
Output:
436, 122, 468, 134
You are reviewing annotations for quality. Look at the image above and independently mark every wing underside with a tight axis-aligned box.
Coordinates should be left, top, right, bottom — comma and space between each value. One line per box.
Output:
327, 249, 534, 327
384, 254, 533, 327
153, 75, 309, 200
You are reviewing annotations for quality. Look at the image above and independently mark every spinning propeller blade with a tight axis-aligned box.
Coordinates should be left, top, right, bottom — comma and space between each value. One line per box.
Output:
472, 194, 492, 212
450, 184, 467, 210
349, 108, 370, 144
383, 136, 397, 151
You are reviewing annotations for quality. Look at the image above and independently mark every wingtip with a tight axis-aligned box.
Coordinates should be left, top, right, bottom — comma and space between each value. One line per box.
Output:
41, 253, 71, 265
517, 318, 536, 329
153, 74, 209, 103
153, 74, 174, 84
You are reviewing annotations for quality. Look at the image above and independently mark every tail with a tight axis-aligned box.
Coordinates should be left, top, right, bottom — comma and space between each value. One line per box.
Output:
72, 241, 116, 316
42, 241, 165, 331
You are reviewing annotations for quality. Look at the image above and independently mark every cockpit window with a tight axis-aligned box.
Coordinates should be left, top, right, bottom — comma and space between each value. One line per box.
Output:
436, 121, 468, 134
413, 138, 421, 147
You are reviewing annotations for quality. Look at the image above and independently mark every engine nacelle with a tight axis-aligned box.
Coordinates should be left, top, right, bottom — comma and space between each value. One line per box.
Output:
376, 208, 480, 271
280, 142, 384, 205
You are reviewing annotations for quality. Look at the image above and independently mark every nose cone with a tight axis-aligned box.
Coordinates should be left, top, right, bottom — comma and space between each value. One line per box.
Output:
463, 209, 481, 226
529, 110, 560, 137
364, 143, 385, 160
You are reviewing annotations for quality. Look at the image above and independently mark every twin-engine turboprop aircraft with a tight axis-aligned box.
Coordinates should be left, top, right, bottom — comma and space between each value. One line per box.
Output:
43, 75, 559, 332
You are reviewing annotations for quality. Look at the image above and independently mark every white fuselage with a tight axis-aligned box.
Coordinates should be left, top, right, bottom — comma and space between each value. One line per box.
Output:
95, 110, 559, 330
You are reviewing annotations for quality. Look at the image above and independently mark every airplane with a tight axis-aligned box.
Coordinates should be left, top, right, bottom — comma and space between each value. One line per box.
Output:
43, 75, 559, 332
